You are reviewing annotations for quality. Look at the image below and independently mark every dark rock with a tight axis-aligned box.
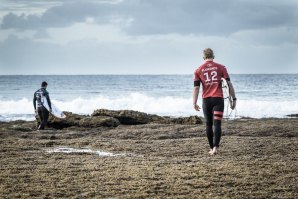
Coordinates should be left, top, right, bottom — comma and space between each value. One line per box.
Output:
165, 116, 203, 125
47, 112, 85, 129
287, 114, 298, 118
50, 135, 56, 140
31, 110, 203, 130
92, 109, 122, 118
239, 116, 254, 120
79, 116, 120, 127
46, 112, 120, 129
92, 109, 202, 125
92, 109, 161, 125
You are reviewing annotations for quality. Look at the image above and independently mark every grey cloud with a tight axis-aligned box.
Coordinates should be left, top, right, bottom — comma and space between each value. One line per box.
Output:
121, 0, 298, 35
1, 0, 297, 36
0, 34, 297, 75
1, 0, 297, 75
0, 0, 61, 12
1, 2, 114, 30
34, 29, 50, 39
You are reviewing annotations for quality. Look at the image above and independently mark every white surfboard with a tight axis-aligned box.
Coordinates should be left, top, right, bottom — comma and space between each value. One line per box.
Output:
41, 97, 66, 119
221, 78, 233, 105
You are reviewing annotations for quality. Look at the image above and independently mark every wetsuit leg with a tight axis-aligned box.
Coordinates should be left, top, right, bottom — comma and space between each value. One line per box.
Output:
38, 107, 49, 130
37, 107, 44, 130
213, 98, 224, 148
42, 107, 49, 128
203, 98, 214, 149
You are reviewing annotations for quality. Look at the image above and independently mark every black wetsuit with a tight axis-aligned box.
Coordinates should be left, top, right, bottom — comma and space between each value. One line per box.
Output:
33, 88, 52, 130
202, 97, 224, 148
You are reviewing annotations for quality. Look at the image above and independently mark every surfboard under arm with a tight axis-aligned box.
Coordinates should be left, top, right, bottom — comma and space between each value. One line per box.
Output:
221, 78, 233, 105
40, 97, 66, 119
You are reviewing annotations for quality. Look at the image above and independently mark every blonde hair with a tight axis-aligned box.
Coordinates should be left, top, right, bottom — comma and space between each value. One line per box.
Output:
203, 48, 215, 59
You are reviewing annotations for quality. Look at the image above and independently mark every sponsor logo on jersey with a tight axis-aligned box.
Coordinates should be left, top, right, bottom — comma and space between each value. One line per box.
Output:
202, 67, 217, 72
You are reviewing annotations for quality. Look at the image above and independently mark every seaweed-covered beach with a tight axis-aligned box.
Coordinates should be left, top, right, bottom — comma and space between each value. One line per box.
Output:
0, 112, 297, 198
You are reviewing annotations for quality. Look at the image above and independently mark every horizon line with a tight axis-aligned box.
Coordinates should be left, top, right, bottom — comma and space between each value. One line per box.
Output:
0, 73, 298, 76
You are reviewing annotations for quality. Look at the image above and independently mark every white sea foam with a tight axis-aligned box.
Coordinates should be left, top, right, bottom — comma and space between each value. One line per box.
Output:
46, 147, 122, 157
0, 93, 297, 120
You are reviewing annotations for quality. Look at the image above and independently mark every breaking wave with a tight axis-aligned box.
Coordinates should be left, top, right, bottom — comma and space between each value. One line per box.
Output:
0, 93, 297, 121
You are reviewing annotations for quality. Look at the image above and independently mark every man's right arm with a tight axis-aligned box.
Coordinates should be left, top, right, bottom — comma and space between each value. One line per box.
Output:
193, 86, 200, 111
193, 72, 201, 111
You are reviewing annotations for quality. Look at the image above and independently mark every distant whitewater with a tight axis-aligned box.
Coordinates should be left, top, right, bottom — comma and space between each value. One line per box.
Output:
0, 75, 297, 121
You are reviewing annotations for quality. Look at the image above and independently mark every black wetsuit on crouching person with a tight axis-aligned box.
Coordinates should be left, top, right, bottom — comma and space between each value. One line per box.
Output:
33, 87, 52, 130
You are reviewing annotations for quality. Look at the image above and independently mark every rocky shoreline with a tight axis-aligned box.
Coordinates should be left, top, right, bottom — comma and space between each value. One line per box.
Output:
2, 109, 203, 131
0, 110, 297, 198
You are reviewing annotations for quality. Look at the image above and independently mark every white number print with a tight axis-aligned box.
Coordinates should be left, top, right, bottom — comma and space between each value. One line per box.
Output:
204, 72, 210, 82
211, 71, 218, 81
204, 71, 218, 82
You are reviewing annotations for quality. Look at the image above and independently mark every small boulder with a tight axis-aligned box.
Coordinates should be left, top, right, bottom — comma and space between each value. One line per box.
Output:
92, 109, 120, 118
165, 115, 203, 125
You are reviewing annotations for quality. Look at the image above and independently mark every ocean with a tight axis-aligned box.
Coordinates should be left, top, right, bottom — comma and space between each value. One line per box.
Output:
0, 74, 297, 121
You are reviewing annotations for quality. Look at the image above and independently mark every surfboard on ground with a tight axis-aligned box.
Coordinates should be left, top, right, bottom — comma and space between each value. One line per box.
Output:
221, 78, 233, 106
40, 97, 66, 119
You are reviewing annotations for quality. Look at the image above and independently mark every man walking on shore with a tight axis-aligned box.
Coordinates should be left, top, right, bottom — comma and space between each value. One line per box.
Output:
33, 81, 52, 130
193, 48, 236, 155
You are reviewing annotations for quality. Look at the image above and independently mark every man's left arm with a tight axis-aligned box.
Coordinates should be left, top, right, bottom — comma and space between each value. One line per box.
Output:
222, 66, 237, 110
227, 80, 236, 110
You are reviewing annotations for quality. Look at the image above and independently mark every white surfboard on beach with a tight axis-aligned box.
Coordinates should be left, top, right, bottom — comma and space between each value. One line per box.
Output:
41, 97, 66, 119
221, 78, 233, 105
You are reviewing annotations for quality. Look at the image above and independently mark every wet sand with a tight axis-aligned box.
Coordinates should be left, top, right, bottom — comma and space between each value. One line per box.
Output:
0, 118, 297, 198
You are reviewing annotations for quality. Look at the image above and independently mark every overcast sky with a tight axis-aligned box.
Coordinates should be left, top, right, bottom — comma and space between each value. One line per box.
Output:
0, 0, 297, 74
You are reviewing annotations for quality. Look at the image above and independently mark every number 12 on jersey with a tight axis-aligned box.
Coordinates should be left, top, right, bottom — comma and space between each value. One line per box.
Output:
204, 71, 218, 82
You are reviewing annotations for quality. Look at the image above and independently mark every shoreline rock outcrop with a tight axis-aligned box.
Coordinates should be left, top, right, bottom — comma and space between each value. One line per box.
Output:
1, 109, 203, 131
29, 109, 202, 130
91, 109, 202, 125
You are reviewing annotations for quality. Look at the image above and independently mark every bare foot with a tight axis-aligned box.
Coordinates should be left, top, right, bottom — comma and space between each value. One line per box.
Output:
211, 147, 219, 155
208, 149, 213, 155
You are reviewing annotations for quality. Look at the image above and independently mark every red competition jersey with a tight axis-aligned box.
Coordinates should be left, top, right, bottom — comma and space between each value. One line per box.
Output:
194, 60, 230, 98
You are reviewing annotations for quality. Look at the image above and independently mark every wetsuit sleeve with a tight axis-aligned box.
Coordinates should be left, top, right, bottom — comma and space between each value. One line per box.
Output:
33, 92, 37, 110
45, 91, 52, 110
194, 71, 201, 87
